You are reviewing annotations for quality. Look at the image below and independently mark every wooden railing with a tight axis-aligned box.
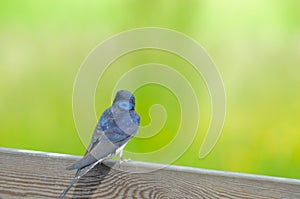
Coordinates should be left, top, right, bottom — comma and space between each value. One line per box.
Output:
0, 147, 299, 198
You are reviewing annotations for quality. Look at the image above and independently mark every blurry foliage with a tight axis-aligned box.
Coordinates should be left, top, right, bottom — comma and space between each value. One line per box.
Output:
0, 0, 299, 179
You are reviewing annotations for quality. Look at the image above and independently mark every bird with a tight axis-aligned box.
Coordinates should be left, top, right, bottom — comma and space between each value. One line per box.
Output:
58, 90, 140, 198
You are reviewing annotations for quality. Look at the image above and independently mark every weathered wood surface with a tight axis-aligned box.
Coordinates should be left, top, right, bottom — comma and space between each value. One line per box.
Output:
0, 148, 300, 199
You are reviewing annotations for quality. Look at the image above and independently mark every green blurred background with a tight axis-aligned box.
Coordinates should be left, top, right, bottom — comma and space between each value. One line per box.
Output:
1, 1, 299, 179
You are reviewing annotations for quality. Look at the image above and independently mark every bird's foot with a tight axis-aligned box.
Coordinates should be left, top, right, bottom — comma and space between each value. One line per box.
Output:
120, 157, 130, 164
118, 158, 130, 169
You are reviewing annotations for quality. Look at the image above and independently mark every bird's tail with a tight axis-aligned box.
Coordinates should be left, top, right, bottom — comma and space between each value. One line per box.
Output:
58, 159, 103, 198
58, 176, 80, 199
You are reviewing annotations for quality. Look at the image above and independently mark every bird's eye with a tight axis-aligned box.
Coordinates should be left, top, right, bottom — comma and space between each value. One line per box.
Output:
118, 102, 130, 110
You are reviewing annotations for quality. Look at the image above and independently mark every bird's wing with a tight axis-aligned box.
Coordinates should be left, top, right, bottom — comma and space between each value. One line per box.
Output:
85, 122, 104, 155
69, 108, 112, 167
67, 131, 131, 170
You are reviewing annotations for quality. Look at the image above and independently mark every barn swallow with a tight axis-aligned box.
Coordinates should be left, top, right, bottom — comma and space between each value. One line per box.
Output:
58, 90, 140, 198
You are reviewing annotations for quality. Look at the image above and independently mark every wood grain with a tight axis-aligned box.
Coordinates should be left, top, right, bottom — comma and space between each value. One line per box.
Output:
0, 147, 300, 199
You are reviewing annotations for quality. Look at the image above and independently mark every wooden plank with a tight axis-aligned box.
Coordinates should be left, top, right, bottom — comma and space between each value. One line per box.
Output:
0, 147, 299, 199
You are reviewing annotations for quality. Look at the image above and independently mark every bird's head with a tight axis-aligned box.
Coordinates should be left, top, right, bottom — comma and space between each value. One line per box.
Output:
113, 90, 135, 111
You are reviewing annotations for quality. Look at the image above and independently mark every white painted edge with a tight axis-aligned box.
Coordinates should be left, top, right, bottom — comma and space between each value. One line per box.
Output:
0, 147, 81, 159
1, 147, 300, 185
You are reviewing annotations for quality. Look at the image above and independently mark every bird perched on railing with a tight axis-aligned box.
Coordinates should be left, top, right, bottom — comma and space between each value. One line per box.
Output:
58, 90, 140, 198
